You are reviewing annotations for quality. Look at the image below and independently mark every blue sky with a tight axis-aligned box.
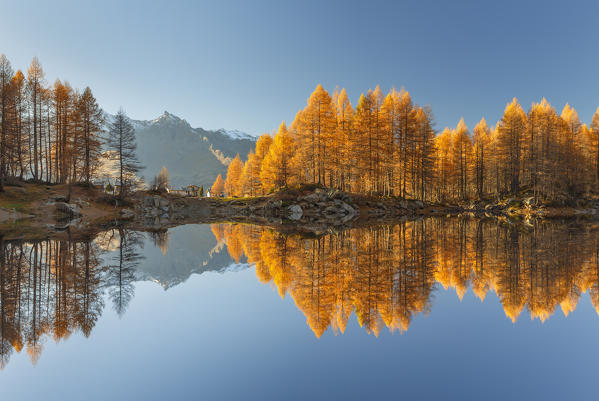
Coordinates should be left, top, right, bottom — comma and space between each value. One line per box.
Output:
1, 0, 598, 135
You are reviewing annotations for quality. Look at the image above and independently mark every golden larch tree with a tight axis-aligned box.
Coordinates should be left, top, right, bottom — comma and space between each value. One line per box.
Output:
472, 118, 490, 198
496, 98, 527, 194
292, 84, 336, 185
224, 154, 244, 196
211, 173, 225, 196
260, 122, 296, 191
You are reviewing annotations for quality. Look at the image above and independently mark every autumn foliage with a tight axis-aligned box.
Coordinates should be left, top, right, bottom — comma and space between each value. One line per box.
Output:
215, 219, 599, 337
0, 54, 104, 189
218, 84, 599, 203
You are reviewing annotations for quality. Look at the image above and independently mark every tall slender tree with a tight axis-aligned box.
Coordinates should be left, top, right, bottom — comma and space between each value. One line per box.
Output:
0, 55, 14, 191
106, 109, 142, 198
76, 87, 104, 185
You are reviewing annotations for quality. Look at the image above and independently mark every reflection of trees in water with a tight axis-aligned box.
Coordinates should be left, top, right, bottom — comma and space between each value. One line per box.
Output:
215, 219, 599, 337
149, 230, 169, 255
0, 228, 144, 369
104, 228, 145, 317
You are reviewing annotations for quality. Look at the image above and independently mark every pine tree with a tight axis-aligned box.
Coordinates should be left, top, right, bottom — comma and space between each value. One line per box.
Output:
106, 109, 142, 198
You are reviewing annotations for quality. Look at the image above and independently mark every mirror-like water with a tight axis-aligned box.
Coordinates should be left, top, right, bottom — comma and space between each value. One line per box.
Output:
1, 219, 599, 400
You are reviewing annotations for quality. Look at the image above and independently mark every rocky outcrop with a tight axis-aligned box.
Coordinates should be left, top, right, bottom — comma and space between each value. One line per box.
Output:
139, 195, 173, 227
55, 202, 82, 218
133, 188, 444, 230
287, 189, 359, 224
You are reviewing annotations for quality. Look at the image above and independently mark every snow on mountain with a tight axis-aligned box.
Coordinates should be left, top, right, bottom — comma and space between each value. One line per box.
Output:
214, 128, 254, 140
133, 224, 249, 290
100, 110, 256, 189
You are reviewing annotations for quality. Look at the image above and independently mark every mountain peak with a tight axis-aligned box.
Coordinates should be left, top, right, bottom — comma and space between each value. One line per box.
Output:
151, 110, 189, 127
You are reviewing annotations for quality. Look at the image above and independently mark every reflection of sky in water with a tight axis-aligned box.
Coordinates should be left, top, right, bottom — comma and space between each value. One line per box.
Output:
1, 223, 598, 400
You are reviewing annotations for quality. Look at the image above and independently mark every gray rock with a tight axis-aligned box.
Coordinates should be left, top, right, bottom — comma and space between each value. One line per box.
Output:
55, 202, 82, 217
49, 195, 67, 203
324, 206, 339, 214
268, 199, 283, 208
120, 208, 135, 219
302, 193, 320, 203
287, 204, 303, 220
340, 202, 356, 214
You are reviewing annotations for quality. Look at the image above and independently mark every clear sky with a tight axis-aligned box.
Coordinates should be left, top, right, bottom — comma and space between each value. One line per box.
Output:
1, 0, 598, 136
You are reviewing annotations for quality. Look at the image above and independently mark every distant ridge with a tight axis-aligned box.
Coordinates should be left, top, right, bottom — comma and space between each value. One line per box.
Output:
103, 111, 256, 189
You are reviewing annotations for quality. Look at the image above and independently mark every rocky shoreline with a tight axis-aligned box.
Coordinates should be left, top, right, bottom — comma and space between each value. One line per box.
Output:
3, 182, 599, 240
129, 187, 599, 233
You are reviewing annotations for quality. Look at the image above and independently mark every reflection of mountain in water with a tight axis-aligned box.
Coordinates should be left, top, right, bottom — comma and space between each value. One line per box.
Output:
135, 224, 247, 290
0, 225, 246, 369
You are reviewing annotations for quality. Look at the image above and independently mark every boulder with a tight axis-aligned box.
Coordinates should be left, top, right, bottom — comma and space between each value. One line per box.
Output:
49, 195, 67, 203
120, 209, 135, 219
266, 199, 283, 209
55, 202, 82, 218
287, 204, 303, 220
302, 193, 320, 203
340, 202, 357, 215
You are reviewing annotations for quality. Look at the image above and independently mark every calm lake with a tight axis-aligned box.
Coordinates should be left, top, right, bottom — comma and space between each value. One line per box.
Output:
1, 219, 599, 400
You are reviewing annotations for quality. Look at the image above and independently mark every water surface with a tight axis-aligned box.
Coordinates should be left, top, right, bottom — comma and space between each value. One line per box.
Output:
0, 219, 598, 400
